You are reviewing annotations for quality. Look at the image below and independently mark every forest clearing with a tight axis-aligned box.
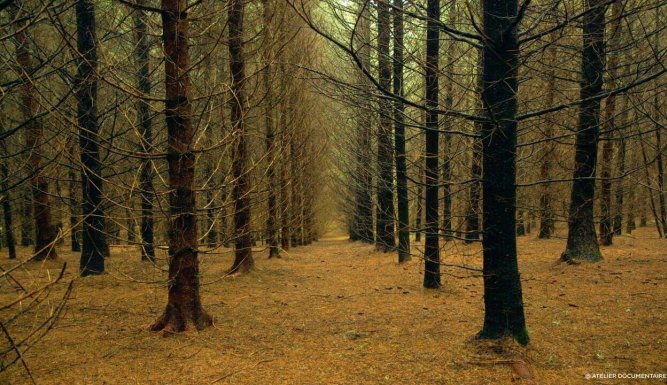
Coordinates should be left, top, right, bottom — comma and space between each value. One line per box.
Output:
1, 227, 666, 385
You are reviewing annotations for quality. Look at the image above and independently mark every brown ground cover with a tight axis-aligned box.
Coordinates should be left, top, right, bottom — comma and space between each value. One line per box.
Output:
1, 227, 666, 384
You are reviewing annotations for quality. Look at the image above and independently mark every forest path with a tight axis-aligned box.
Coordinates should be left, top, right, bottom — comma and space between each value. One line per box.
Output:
1, 228, 666, 384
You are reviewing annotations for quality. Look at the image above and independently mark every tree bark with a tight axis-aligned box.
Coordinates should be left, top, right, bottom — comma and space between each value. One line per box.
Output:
613, 95, 629, 235
279, 85, 291, 251
423, 0, 440, 288
598, 0, 622, 246
150, 0, 212, 333
0, 144, 16, 259
415, 157, 423, 243
375, 0, 395, 252
478, 0, 528, 345
14, 5, 57, 261
654, 2, 666, 237
516, 210, 525, 236
229, 0, 254, 273
640, 138, 663, 237
562, 0, 606, 262
134, 0, 155, 262
125, 201, 135, 243
290, 129, 304, 247
20, 187, 32, 247
393, 0, 410, 262
464, 53, 482, 244
538, 30, 557, 239
205, 174, 218, 248
68, 165, 81, 252
263, 0, 280, 258
354, 3, 374, 244
441, 7, 456, 242
76, 0, 106, 275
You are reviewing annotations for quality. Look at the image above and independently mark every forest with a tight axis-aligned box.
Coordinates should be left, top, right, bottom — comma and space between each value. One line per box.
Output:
0, 0, 665, 383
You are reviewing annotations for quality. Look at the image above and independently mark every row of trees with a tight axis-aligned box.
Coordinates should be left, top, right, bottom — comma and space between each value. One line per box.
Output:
0, 0, 332, 346
316, 0, 665, 343
0, 0, 664, 357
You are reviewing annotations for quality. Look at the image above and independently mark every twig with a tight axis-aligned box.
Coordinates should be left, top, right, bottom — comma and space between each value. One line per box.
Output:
0, 320, 37, 385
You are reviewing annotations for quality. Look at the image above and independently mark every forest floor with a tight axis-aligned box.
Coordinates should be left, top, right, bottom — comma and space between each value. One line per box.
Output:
1, 227, 666, 385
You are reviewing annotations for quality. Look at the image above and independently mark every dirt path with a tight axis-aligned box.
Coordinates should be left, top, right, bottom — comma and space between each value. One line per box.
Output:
1, 229, 666, 384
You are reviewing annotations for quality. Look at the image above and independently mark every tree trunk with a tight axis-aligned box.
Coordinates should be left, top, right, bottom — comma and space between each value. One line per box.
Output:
205, 177, 218, 248
613, 95, 629, 235
423, 0, 440, 288
640, 138, 663, 237
134, 0, 155, 262
20, 187, 32, 247
393, 0, 410, 262
655, 98, 666, 237
464, 53, 482, 244
0, 154, 16, 259
516, 210, 525, 236
625, 169, 636, 234
150, 0, 212, 333
290, 131, 303, 248
478, 0, 528, 345
76, 0, 106, 275
415, 158, 423, 243
221, 182, 230, 248
441, 7, 456, 242
68, 166, 81, 252
351, 0, 374, 244
655, 119, 666, 236
375, 0, 395, 253
279, 90, 291, 251
562, 0, 606, 262
598, 0, 622, 246
654, 3, 666, 237
14, 6, 57, 261
126, 203, 135, 243
229, 0, 254, 274
539, 30, 557, 239
263, 0, 280, 259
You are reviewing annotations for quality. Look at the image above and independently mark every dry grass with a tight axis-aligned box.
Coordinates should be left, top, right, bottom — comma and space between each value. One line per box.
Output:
1, 227, 666, 384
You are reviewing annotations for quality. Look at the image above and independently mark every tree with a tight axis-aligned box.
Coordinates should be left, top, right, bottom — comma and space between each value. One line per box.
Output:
14, 2, 58, 261
612, 95, 629, 235
598, 0, 622, 246
464, 53, 483, 244
652, 3, 666, 238
133, 0, 155, 262
263, 0, 280, 259
352, 0, 374, 244
562, 0, 607, 262
538, 23, 558, 239
375, 0, 395, 253
76, 0, 107, 275
150, 0, 212, 333
423, 0, 440, 289
441, 6, 456, 242
68, 164, 81, 252
415, 159, 424, 243
20, 187, 32, 247
229, 0, 254, 274
478, 0, 528, 345
279, 72, 292, 251
393, 0, 410, 263
0, 128, 16, 259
